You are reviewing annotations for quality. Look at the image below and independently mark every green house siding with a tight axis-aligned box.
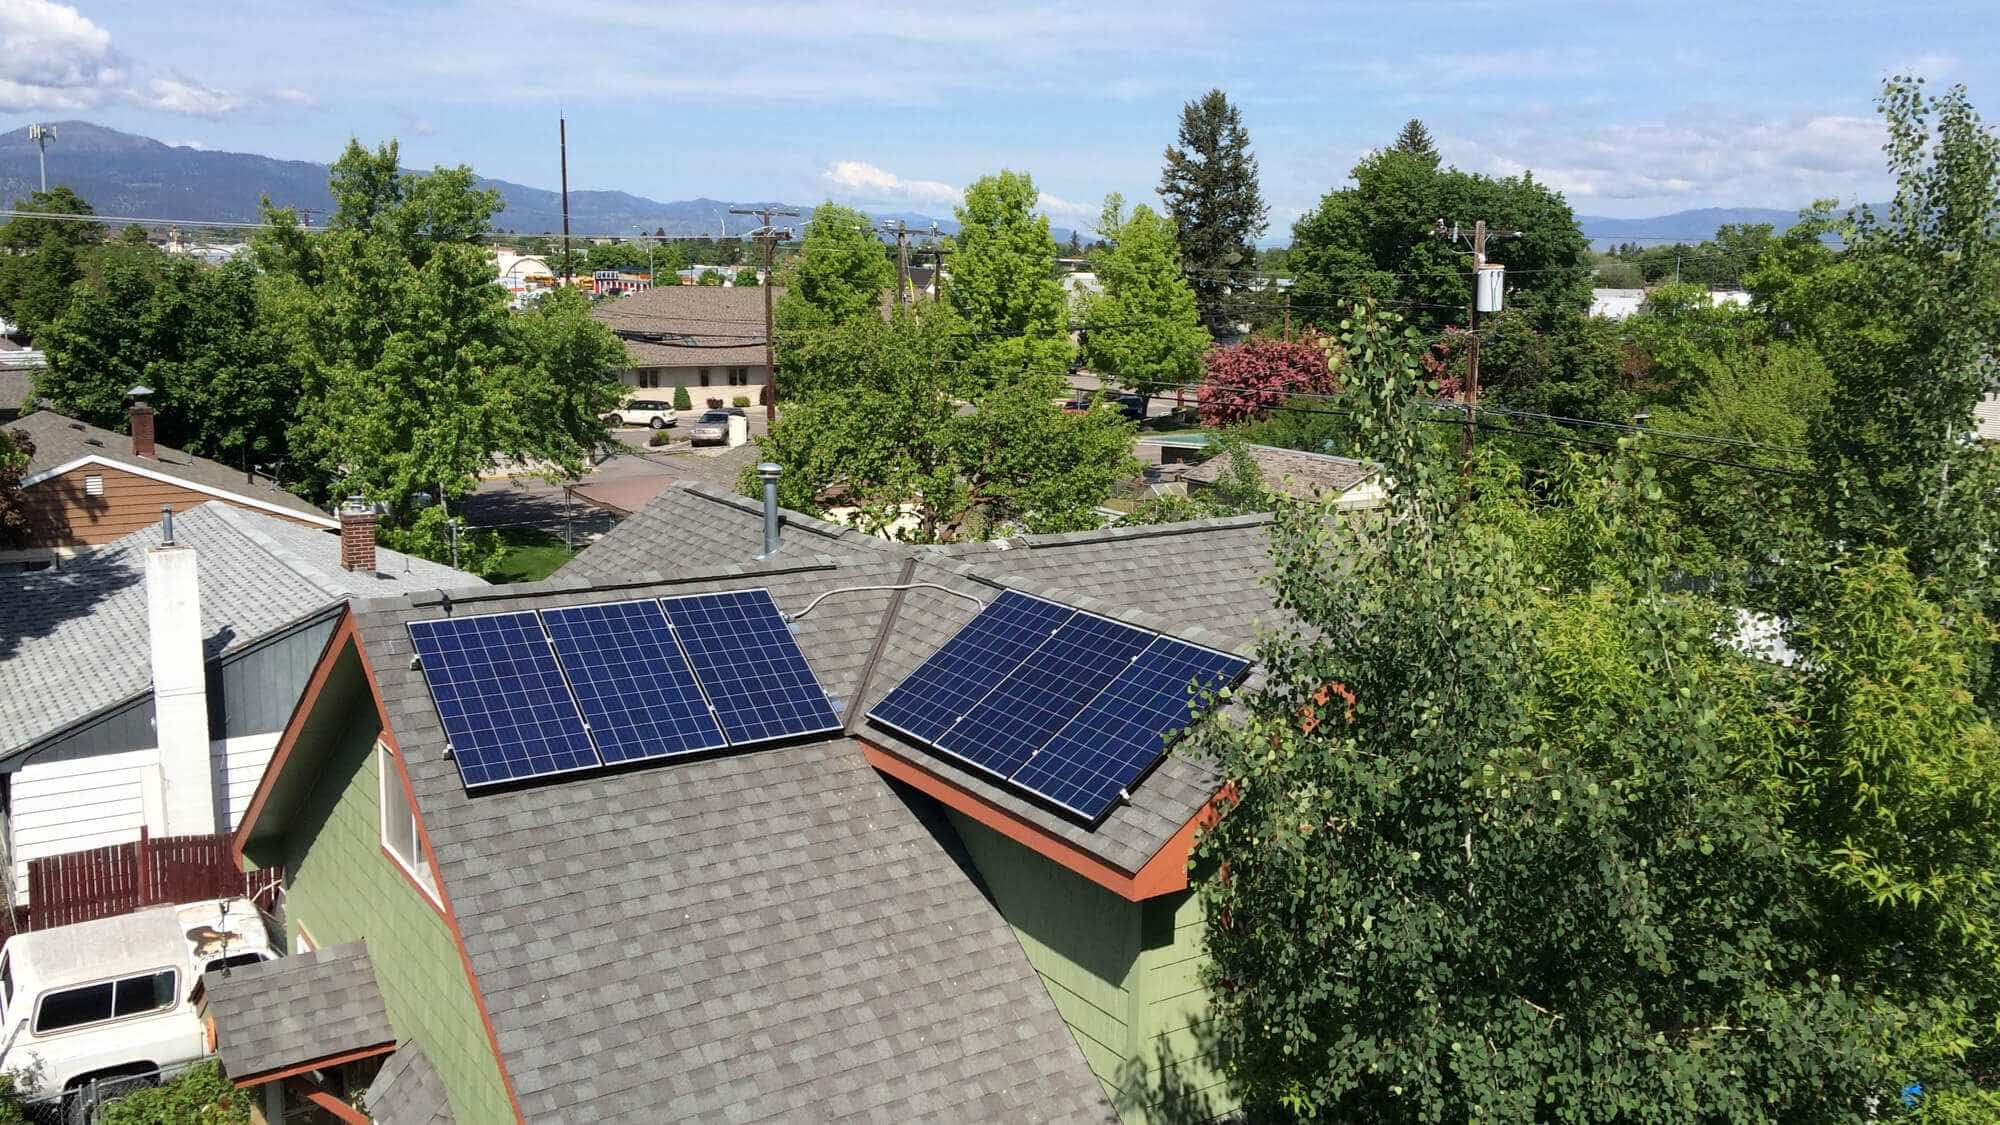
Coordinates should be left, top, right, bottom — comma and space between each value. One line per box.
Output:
252, 709, 514, 1124
944, 812, 1236, 1125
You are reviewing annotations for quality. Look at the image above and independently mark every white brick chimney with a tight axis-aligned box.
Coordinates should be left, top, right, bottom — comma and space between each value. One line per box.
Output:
146, 507, 215, 836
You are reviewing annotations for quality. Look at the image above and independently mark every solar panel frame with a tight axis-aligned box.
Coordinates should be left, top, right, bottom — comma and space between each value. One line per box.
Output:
1011, 635, 1250, 821
658, 588, 844, 746
539, 598, 728, 765
866, 590, 1077, 748
934, 611, 1155, 784
406, 611, 602, 789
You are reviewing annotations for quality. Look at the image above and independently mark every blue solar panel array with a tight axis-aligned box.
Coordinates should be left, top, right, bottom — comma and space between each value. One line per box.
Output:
541, 600, 725, 764
866, 592, 1249, 822
660, 590, 843, 744
407, 613, 601, 788
408, 587, 841, 791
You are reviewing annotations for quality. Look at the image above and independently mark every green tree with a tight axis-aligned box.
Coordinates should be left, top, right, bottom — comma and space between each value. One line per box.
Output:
1080, 195, 1207, 404
1288, 150, 1590, 333
36, 256, 293, 470
733, 267, 760, 287
0, 186, 102, 340
1392, 117, 1439, 164
753, 306, 1133, 540
1189, 307, 1996, 1120
0, 427, 33, 549
696, 269, 724, 286
949, 171, 1072, 392
1159, 89, 1267, 337
673, 384, 692, 411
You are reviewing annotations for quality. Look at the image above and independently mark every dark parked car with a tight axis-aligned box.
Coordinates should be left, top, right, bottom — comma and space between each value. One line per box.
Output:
1059, 393, 1146, 422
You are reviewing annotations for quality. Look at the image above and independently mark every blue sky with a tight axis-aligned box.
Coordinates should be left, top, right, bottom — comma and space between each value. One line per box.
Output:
3, 0, 1994, 235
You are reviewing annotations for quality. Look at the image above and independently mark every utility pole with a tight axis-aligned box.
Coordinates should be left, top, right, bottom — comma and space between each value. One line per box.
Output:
731, 205, 800, 423
880, 220, 910, 311
1462, 219, 1485, 467
926, 223, 947, 306
28, 124, 56, 193
1282, 289, 1292, 342
558, 116, 572, 284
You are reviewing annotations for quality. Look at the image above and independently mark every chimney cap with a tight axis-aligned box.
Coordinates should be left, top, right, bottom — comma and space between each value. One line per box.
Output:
756, 462, 782, 481
127, 385, 154, 401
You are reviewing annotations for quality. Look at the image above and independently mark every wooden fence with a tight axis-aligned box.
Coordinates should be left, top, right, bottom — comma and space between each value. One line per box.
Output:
25, 829, 282, 931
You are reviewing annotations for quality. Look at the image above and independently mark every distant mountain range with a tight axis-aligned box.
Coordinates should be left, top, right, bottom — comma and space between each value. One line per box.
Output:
2, 121, 1814, 249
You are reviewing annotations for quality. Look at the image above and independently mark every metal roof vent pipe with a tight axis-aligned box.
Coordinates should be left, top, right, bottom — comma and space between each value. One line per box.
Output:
756, 462, 782, 560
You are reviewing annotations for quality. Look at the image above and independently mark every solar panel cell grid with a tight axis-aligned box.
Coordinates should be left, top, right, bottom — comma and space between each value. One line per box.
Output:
407, 613, 601, 788
1014, 637, 1250, 819
540, 599, 726, 764
867, 590, 1076, 745
660, 589, 842, 744
936, 612, 1154, 781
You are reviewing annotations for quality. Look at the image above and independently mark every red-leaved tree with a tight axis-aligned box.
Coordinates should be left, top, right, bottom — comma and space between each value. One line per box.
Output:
1196, 335, 1338, 425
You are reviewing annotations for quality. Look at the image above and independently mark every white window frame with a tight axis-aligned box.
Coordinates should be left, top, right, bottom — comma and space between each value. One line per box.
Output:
378, 743, 438, 904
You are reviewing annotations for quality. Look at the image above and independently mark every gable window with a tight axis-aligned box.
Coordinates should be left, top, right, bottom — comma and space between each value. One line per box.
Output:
379, 744, 437, 902
83, 474, 103, 497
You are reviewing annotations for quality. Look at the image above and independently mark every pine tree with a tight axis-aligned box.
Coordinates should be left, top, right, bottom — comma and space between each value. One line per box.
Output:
1393, 117, 1439, 164
1158, 89, 1267, 338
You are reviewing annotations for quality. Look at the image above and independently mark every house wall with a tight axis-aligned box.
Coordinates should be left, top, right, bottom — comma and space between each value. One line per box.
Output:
622, 364, 769, 406
20, 463, 323, 548
944, 811, 1237, 1124
263, 712, 514, 1124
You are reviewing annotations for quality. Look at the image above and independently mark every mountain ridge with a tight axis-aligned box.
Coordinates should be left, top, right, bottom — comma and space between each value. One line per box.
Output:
2, 121, 1822, 247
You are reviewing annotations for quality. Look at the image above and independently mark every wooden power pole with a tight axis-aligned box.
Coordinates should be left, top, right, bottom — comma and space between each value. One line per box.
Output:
1462, 219, 1485, 466
731, 205, 800, 423
559, 116, 573, 285
880, 220, 910, 311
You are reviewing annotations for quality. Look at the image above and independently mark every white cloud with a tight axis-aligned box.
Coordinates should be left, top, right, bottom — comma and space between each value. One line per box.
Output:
0, 0, 247, 117
0, 0, 121, 111
818, 160, 1099, 226
271, 87, 317, 107
145, 77, 239, 117
821, 160, 960, 209
1444, 113, 1891, 208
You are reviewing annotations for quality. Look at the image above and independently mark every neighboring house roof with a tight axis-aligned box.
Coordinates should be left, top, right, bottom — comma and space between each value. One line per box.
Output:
0, 501, 484, 761
368, 1042, 455, 1125
204, 942, 397, 1083
592, 285, 786, 368
0, 369, 32, 416
1589, 288, 1645, 319
335, 559, 1114, 1121
1977, 393, 2000, 443
11, 410, 336, 527
1181, 443, 1381, 502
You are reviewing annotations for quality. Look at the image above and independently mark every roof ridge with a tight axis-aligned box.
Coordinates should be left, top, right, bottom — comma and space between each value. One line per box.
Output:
677, 480, 899, 552
1007, 510, 1274, 550
205, 502, 352, 599
356, 555, 853, 615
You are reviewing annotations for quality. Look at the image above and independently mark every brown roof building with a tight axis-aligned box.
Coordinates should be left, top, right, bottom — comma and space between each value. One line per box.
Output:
592, 285, 780, 408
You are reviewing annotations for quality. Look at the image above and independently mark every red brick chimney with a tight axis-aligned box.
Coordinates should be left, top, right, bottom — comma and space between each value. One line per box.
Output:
339, 498, 378, 573
128, 385, 157, 459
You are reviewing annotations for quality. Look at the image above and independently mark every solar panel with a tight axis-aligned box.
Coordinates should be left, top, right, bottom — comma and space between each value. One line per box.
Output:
935, 612, 1153, 782
867, 590, 1076, 745
540, 599, 726, 764
407, 612, 601, 788
1012, 636, 1250, 820
659, 589, 842, 744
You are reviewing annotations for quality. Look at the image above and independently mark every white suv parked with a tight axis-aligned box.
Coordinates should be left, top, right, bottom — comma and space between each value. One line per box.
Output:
0, 900, 278, 1111
604, 399, 679, 429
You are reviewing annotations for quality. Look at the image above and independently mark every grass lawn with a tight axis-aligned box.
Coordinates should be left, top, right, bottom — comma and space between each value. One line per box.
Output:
488, 527, 575, 584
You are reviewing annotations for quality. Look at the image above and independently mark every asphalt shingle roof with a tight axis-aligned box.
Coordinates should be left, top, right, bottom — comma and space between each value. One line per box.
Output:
592, 285, 784, 368
558, 484, 1281, 874
12, 410, 334, 524
0, 501, 484, 758
367, 1041, 455, 1125
205, 941, 395, 1081
350, 561, 1114, 1123
1180, 443, 1380, 501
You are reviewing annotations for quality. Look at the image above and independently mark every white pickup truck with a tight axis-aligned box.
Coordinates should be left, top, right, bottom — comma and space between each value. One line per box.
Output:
0, 899, 278, 1111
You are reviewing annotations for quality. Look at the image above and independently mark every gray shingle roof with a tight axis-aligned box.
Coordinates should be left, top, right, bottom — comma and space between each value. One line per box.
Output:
205, 941, 395, 1081
1180, 443, 1380, 501
367, 1041, 455, 1125
593, 285, 784, 368
349, 563, 1114, 1123
11, 411, 334, 524
556, 485, 1281, 875
0, 370, 32, 417
0, 501, 484, 758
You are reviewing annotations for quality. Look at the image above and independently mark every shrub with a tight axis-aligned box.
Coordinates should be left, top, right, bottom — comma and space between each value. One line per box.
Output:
706, 397, 724, 409
99, 1061, 251, 1125
731, 395, 752, 408
672, 385, 692, 411
1196, 334, 1338, 425
648, 429, 674, 447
